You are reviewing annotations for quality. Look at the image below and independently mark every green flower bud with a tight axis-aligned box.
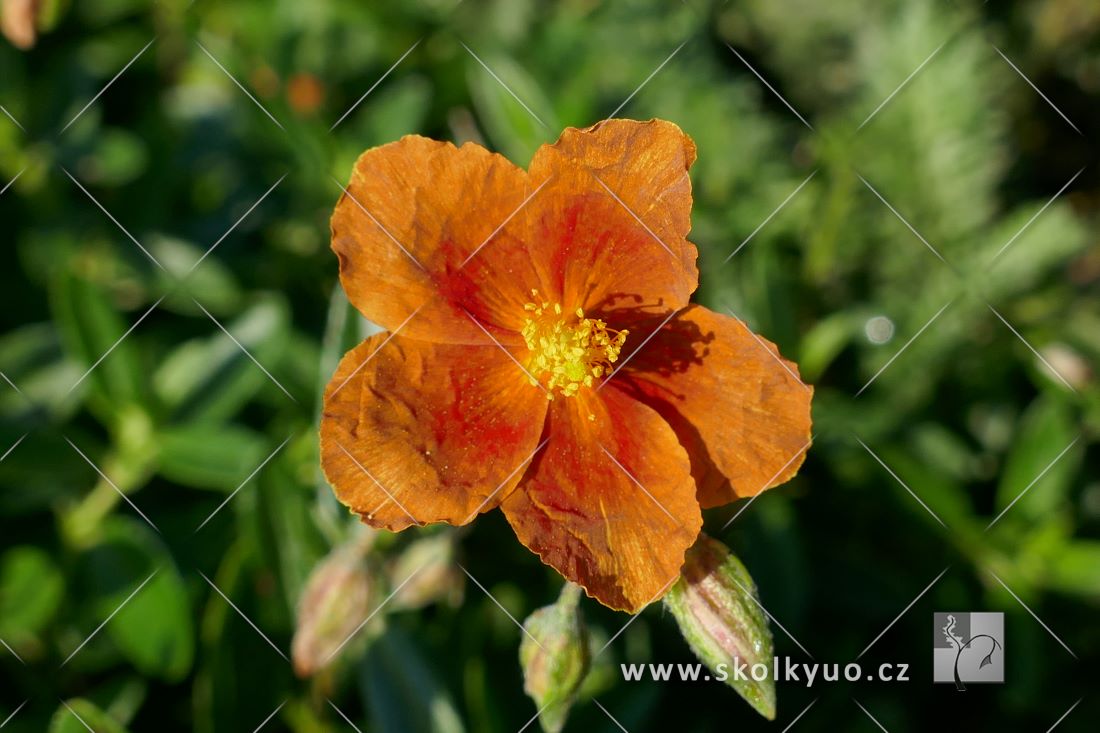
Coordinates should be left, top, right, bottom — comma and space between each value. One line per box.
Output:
1, 0, 63, 50
291, 534, 373, 677
664, 533, 776, 720
519, 583, 590, 733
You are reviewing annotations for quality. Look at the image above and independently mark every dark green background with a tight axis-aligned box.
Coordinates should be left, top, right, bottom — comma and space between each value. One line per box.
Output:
1, 0, 1098, 731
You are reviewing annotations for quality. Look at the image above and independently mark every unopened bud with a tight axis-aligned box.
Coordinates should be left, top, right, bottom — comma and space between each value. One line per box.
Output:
664, 533, 775, 719
1, 0, 37, 49
387, 533, 462, 611
520, 583, 590, 733
1040, 343, 1091, 390
292, 534, 372, 677
1, 0, 62, 50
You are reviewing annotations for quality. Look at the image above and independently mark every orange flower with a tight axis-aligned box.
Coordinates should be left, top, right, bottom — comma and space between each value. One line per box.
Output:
321, 119, 812, 612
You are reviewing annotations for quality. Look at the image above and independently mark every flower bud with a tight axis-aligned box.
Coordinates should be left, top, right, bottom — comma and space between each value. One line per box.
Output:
1, 0, 37, 49
1, 0, 62, 50
664, 533, 775, 719
519, 583, 590, 733
387, 532, 463, 611
291, 534, 373, 677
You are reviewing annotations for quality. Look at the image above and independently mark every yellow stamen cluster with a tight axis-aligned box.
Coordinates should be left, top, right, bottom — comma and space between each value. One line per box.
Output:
521, 290, 628, 400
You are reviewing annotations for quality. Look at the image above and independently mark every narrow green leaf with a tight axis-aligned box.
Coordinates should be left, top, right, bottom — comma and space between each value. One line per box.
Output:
993, 397, 1080, 524
148, 235, 242, 315
157, 422, 266, 491
0, 546, 64, 645
153, 297, 289, 423
0, 323, 82, 423
467, 53, 557, 163
797, 311, 859, 383
1045, 541, 1100, 599
51, 267, 145, 409
77, 518, 194, 681
49, 698, 131, 733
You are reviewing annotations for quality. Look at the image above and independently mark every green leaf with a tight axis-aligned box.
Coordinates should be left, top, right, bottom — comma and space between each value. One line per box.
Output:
797, 311, 859, 383
49, 698, 131, 733
359, 627, 465, 733
157, 422, 266, 491
148, 236, 243, 315
153, 297, 290, 423
80, 128, 149, 187
993, 397, 1081, 525
360, 75, 432, 148
874, 445, 976, 537
467, 52, 557, 163
0, 323, 82, 423
0, 432, 91, 513
246, 450, 326, 616
0, 546, 64, 645
77, 518, 194, 681
1045, 541, 1100, 599
51, 266, 146, 410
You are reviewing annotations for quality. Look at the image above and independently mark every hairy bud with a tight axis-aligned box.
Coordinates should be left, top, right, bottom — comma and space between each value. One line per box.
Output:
664, 533, 776, 719
519, 583, 590, 733
291, 534, 372, 677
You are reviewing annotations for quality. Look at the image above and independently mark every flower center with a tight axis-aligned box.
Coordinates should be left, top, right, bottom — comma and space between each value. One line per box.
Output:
521, 290, 628, 400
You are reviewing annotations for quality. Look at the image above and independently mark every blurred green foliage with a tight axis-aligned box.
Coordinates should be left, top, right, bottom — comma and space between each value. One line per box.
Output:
1, 0, 1098, 731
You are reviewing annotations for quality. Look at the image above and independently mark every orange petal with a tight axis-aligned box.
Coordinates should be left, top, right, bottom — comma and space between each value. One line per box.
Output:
502, 387, 702, 612
320, 332, 549, 530
616, 305, 813, 507
527, 118, 699, 322
331, 136, 550, 344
